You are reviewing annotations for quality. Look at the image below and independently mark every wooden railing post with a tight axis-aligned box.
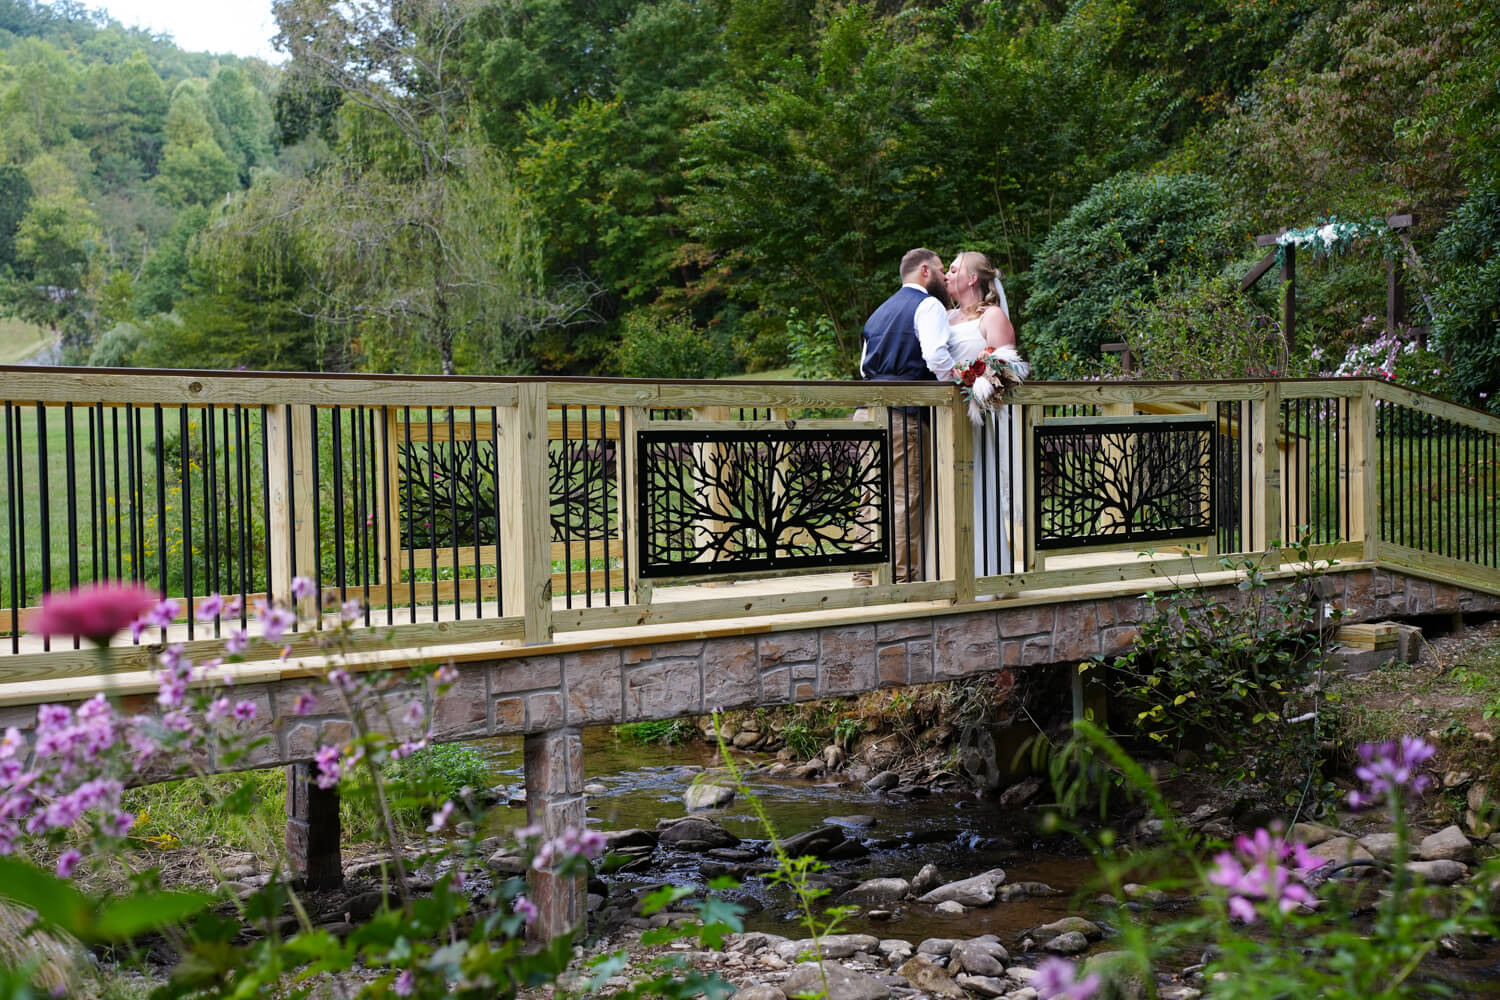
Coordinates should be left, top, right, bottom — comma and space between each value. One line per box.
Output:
936, 395, 974, 603
1250, 384, 1282, 552
1022, 404, 1042, 573
498, 384, 553, 644
267, 404, 316, 603
1347, 384, 1379, 561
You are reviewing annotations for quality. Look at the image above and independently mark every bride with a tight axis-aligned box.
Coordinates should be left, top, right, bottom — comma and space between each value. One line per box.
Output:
944, 251, 1027, 577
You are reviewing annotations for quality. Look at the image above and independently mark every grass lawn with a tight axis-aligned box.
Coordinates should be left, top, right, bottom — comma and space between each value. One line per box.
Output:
0, 317, 52, 364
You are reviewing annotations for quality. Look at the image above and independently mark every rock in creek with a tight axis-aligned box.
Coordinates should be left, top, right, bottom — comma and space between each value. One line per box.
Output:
955, 974, 1010, 997
603, 828, 659, 851
1406, 859, 1468, 884
839, 877, 910, 907
865, 770, 900, 792
684, 783, 737, 810
731, 987, 786, 1000
910, 863, 943, 897
781, 825, 847, 859
917, 868, 1007, 907
659, 817, 741, 851
1023, 916, 1104, 945
949, 939, 1008, 976
933, 901, 966, 916
1358, 832, 1399, 861
826, 815, 878, 828
1043, 931, 1090, 955
1081, 950, 1153, 1000
782, 962, 889, 1000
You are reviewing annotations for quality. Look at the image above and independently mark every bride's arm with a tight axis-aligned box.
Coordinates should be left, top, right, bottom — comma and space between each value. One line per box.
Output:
981, 306, 1016, 350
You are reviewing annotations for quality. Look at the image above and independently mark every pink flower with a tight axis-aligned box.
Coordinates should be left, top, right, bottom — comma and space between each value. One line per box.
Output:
426, 800, 455, 833
225, 629, 248, 655
254, 599, 295, 643
293, 693, 317, 716
1348, 737, 1435, 811
24, 583, 160, 646
1034, 957, 1100, 1000
290, 577, 316, 602
196, 594, 224, 621
232, 701, 257, 722
403, 702, 425, 727
55, 848, 82, 878
314, 744, 342, 789
393, 970, 415, 997
435, 663, 459, 686
130, 598, 181, 640
512, 895, 538, 924
340, 599, 362, 624
206, 697, 232, 723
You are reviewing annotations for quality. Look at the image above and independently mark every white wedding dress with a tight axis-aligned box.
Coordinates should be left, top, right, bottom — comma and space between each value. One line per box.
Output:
948, 318, 1022, 576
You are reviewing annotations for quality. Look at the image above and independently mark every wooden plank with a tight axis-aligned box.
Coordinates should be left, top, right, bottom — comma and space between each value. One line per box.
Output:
1347, 385, 1378, 561
0, 369, 521, 409
1008, 383, 1268, 407
640, 561, 885, 588
550, 579, 958, 633
620, 406, 651, 605
498, 385, 553, 643
1251, 385, 1282, 549
1239, 248, 1278, 292
1370, 382, 1500, 437
938, 400, 974, 603
545, 382, 956, 408
1276, 382, 1366, 400
654, 418, 884, 433
1374, 542, 1500, 598
974, 542, 1364, 595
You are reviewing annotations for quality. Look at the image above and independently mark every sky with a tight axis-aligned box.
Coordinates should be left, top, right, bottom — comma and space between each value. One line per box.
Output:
97, 0, 284, 62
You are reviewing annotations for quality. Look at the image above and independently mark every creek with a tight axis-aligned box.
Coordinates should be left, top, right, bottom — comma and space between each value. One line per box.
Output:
475, 727, 1103, 944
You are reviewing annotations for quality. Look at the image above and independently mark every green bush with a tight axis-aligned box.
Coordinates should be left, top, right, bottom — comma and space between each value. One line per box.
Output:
1117, 273, 1287, 380
1432, 179, 1500, 413
778, 720, 821, 759
344, 742, 491, 833
613, 309, 734, 379
613, 719, 693, 745
1023, 171, 1231, 378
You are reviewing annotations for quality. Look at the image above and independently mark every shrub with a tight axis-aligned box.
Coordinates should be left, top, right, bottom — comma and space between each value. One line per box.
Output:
1023, 171, 1231, 378
613, 719, 693, 745
778, 720, 821, 759
613, 309, 734, 379
1431, 179, 1500, 413
1117, 273, 1287, 380
1097, 541, 1339, 810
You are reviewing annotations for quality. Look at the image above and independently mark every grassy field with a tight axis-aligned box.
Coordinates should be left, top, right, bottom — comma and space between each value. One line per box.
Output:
0, 317, 52, 364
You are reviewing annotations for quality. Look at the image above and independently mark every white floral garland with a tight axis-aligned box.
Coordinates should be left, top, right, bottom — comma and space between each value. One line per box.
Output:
1274, 217, 1394, 265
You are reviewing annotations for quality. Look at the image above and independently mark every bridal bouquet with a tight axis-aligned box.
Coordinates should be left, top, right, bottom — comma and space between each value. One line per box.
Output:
954, 345, 1028, 425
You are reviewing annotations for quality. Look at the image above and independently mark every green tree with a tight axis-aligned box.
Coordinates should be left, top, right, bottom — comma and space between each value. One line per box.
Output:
4, 188, 100, 347
1431, 181, 1500, 413
207, 66, 274, 183
152, 137, 239, 206
0, 164, 34, 272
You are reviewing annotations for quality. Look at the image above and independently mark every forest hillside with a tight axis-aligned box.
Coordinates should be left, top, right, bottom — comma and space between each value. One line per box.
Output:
1, 0, 1496, 410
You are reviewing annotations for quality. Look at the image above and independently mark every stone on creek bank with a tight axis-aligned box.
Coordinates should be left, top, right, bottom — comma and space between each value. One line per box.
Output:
897, 954, 966, 998
933, 901, 966, 916
781, 825, 848, 859
866, 770, 900, 792
684, 783, 737, 810
910, 863, 943, 897
731, 987, 786, 1000
658, 817, 741, 851
775, 934, 881, 961
1081, 950, 1153, 1000
1043, 931, 1090, 955
916, 868, 1007, 907
1307, 836, 1373, 864
949, 939, 1008, 976
1420, 825, 1476, 863
602, 828, 659, 851
1022, 916, 1104, 946
1406, 859, 1469, 884
782, 962, 889, 1000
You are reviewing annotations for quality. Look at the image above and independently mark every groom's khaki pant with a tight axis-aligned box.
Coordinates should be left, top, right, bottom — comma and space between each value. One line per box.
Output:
852, 407, 929, 584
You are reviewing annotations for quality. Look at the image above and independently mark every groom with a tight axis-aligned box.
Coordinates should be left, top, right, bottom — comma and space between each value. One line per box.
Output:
855, 248, 960, 584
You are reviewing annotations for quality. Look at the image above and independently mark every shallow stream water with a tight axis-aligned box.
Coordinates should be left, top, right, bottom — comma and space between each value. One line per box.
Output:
474, 728, 1103, 942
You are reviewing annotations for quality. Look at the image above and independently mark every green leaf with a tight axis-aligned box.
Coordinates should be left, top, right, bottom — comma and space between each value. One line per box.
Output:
639, 884, 693, 916
95, 888, 216, 939
0, 857, 94, 937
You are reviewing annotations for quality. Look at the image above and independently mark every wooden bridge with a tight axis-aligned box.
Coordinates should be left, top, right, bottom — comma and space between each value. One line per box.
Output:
2, 366, 1498, 935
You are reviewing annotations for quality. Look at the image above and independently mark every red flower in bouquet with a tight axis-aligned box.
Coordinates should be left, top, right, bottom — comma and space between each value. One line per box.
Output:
24, 582, 161, 647
960, 358, 986, 388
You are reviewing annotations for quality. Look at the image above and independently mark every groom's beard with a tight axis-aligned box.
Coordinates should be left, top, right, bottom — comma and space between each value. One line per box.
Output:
924, 273, 952, 309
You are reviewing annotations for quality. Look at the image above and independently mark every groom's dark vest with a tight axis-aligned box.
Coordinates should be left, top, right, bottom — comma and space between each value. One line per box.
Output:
862, 286, 936, 382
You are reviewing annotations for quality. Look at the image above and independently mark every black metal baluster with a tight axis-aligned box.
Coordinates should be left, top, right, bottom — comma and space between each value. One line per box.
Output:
616, 406, 628, 604
601, 406, 611, 605
154, 405, 168, 641
37, 405, 50, 650
563, 406, 575, 608
469, 407, 481, 618
447, 407, 458, 621
405, 407, 416, 623
427, 406, 437, 622
203, 407, 217, 611
182, 407, 194, 639
332, 406, 346, 613
64, 405, 78, 608
221, 408, 235, 613
261, 406, 271, 610
236, 405, 249, 622
366, 407, 376, 626
94, 405, 107, 581
492, 405, 503, 617
86, 405, 97, 584
352, 405, 366, 617
381, 407, 394, 626
283, 405, 297, 628
5, 403, 17, 653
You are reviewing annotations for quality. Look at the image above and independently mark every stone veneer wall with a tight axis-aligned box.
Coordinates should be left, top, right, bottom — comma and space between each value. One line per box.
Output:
3, 567, 1494, 775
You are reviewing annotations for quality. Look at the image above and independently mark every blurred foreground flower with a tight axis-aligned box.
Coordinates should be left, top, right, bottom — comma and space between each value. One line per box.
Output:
1035, 956, 1100, 1000
1208, 828, 1319, 923
23, 582, 160, 647
1348, 736, 1435, 811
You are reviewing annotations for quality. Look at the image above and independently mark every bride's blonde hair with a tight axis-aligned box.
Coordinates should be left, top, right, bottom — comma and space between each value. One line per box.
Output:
956, 251, 1004, 314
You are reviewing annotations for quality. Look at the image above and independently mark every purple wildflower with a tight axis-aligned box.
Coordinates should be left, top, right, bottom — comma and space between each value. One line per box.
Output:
392, 969, 415, 997
196, 594, 224, 621
1034, 957, 1100, 1000
1207, 828, 1320, 923
254, 599, 296, 643
339, 599, 362, 624
290, 577, 316, 602
1348, 737, 1435, 810
232, 701, 257, 722
293, 693, 317, 716
435, 662, 459, 686
314, 744, 342, 789
55, 848, 82, 878
225, 628, 248, 655
206, 697, 232, 723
